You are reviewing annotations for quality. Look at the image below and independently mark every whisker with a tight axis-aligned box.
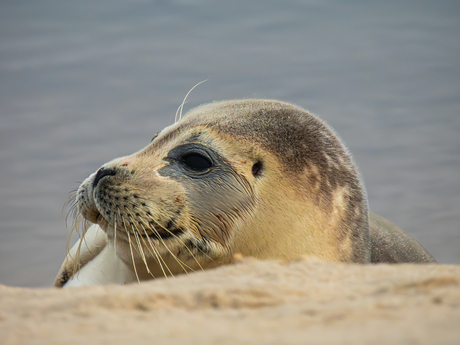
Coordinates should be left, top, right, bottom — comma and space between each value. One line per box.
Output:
138, 222, 168, 278
63, 193, 78, 227
120, 215, 140, 283
114, 211, 118, 258
185, 217, 215, 262
148, 223, 190, 275
65, 211, 88, 278
123, 208, 171, 279
128, 214, 155, 278
146, 214, 202, 272
175, 79, 208, 123
149, 214, 209, 265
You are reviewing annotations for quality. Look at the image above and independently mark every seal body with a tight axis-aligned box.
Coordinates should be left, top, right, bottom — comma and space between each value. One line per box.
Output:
55, 99, 435, 287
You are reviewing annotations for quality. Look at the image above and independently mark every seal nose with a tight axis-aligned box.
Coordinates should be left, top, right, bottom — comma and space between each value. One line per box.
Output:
93, 167, 117, 189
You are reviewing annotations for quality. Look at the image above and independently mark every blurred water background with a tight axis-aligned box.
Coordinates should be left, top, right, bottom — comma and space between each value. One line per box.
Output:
1, 0, 459, 287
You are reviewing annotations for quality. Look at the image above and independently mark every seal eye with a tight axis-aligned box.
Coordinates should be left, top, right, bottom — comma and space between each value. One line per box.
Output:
181, 153, 212, 171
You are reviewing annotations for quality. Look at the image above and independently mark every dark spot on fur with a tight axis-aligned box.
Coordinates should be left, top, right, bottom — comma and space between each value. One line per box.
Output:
160, 228, 183, 239
141, 227, 183, 240
58, 268, 70, 286
180, 239, 209, 255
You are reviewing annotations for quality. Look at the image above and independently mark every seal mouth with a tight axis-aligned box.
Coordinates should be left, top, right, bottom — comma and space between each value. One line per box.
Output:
139, 228, 184, 240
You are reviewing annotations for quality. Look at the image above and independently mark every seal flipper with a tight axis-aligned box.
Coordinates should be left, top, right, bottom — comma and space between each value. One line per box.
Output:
369, 212, 436, 263
54, 224, 138, 287
54, 224, 107, 287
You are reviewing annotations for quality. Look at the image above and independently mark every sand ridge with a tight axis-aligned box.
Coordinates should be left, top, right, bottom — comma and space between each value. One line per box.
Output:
1, 258, 459, 345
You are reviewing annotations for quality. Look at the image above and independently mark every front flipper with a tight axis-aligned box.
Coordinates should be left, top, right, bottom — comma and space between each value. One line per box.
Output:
54, 224, 137, 287
369, 212, 436, 263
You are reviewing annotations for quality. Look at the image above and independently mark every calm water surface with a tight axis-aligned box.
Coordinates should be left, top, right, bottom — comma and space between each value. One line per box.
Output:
1, 0, 459, 287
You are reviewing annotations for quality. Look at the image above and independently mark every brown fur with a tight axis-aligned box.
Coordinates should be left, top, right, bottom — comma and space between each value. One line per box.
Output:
56, 99, 435, 287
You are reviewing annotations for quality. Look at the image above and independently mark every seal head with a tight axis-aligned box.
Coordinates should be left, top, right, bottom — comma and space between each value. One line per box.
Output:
55, 99, 435, 287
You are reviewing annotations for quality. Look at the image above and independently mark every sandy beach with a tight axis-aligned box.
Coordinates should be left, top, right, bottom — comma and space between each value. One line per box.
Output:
2, 258, 459, 345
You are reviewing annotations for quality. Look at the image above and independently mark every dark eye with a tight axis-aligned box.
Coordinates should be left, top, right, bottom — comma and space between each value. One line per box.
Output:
181, 153, 212, 171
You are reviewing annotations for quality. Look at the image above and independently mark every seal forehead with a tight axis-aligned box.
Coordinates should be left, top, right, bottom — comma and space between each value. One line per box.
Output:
180, 99, 355, 175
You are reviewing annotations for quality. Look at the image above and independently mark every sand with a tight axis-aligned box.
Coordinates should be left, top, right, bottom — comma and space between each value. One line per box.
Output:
1, 258, 459, 345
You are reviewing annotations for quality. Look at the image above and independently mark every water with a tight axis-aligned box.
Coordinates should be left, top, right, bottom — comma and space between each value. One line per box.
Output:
1, 0, 459, 287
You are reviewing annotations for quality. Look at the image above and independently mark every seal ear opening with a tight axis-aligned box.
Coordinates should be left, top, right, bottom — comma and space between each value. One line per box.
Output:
252, 161, 263, 177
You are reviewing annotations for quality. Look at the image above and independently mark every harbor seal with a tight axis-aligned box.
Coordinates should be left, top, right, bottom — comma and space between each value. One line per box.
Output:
55, 99, 435, 287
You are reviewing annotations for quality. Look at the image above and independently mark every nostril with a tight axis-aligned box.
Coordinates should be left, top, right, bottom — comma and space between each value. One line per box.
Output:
93, 168, 117, 189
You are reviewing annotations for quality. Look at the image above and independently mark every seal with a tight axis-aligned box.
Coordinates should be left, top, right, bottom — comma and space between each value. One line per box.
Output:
55, 99, 436, 287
